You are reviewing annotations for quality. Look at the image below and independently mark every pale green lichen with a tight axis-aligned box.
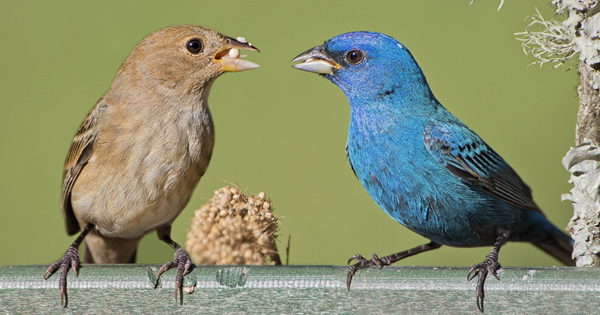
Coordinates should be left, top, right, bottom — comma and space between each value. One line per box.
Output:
515, 9, 575, 69
562, 143, 600, 267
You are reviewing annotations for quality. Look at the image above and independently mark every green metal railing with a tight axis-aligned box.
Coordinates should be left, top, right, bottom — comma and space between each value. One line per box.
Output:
1, 265, 599, 314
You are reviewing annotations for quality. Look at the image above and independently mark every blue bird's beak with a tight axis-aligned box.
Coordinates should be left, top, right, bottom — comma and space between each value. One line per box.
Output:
292, 45, 340, 74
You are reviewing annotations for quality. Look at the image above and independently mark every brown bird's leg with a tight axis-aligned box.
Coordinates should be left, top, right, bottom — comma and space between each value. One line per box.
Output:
155, 225, 193, 305
467, 227, 510, 312
44, 223, 94, 307
346, 241, 442, 290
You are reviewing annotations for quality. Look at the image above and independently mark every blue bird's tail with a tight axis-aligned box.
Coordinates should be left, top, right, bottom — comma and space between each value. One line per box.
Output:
532, 225, 575, 266
515, 209, 575, 266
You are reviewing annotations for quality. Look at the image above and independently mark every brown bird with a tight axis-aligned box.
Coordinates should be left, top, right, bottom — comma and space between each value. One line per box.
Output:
44, 25, 259, 306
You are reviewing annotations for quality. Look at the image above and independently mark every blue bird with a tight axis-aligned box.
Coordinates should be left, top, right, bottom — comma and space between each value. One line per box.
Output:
292, 32, 574, 311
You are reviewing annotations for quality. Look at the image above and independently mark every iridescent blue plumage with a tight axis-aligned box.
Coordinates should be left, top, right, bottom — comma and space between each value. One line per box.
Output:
293, 31, 573, 311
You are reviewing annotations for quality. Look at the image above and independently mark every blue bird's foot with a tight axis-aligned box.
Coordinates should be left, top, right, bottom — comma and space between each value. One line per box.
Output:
346, 253, 391, 290
468, 252, 501, 312
348, 253, 389, 268
346, 242, 442, 290
467, 227, 509, 312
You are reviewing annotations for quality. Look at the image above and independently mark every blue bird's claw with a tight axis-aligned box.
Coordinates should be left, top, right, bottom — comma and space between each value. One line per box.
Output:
347, 254, 368, 265
346, 253, 373, 290
372, 254, 385, 269
468, 253, 502, 312
346, 253, 390, 290
467, 227, 507, 312
346, 253, 370, 290
346, 265, 358, 291
346, 243, 442, 292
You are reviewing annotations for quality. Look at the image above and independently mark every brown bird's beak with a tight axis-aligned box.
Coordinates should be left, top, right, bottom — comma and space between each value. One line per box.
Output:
214, 37, 260, 72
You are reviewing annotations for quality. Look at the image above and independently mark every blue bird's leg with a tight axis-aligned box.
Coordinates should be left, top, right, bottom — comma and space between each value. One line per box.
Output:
44, 223, 94, 307
468, 227, 510, 312
346, 241, 442, 290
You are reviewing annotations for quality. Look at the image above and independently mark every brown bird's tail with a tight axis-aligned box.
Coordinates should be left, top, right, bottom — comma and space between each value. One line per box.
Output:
532, 228, 575, 266
83, 229, 140, 263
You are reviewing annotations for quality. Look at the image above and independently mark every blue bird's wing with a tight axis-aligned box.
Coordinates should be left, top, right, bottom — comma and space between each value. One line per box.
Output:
423, 123, 541, 212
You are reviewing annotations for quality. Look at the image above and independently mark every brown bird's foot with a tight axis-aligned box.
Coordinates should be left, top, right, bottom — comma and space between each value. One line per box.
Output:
156, 247, 193, 304
44, 245, 81, 307
44, 223, 92, 307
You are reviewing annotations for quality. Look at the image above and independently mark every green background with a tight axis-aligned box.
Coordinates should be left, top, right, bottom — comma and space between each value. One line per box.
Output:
0, 1, 578, 268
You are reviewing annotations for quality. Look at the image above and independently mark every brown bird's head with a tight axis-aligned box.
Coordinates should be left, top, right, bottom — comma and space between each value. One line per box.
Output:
111, 25, 259, 97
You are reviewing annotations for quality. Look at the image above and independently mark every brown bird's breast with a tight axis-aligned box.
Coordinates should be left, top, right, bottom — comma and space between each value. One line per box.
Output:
70, 94, 215, 239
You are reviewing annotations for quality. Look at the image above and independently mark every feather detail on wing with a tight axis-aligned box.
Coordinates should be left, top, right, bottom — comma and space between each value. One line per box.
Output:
345, 143, 358, 178
60, 100, 106, 235
423, 123, 541, 212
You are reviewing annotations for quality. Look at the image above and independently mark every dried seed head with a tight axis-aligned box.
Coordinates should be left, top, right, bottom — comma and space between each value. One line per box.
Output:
186, 185, 281, 265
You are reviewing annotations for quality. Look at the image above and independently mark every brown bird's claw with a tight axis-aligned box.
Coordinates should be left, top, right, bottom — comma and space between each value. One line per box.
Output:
44, 244, 82, 307
157, 248, 193, 305
468, 254, 501, 312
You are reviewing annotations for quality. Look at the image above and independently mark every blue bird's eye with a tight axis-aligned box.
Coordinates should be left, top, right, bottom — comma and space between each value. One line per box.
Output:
186, 38, 203, 54
345, 49, 365, 65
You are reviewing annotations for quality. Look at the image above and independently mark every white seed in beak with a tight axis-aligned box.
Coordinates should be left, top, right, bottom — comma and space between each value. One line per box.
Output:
228, 48, 240, 58
236, 37, 247, 43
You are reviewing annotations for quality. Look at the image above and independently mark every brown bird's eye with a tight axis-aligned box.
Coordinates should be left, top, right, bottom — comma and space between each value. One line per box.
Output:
186, 38, 203, 54
345, 49, 364, 65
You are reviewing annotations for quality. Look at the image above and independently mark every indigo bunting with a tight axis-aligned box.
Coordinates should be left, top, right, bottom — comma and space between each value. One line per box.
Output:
45, 25, 259, 307
292, 31, 574, 311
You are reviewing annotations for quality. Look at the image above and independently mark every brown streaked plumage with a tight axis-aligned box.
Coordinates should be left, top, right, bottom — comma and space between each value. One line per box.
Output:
45, 25, 259, 307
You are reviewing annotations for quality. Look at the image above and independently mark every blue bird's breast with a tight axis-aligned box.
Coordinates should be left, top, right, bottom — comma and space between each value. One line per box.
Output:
346, 110, 518, 247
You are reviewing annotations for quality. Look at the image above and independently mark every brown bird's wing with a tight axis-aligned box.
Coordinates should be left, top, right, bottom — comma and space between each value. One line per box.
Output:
60, 100, 106, 235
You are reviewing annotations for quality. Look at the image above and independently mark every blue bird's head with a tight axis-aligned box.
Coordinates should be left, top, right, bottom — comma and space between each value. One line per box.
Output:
292, 32, 435, 107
